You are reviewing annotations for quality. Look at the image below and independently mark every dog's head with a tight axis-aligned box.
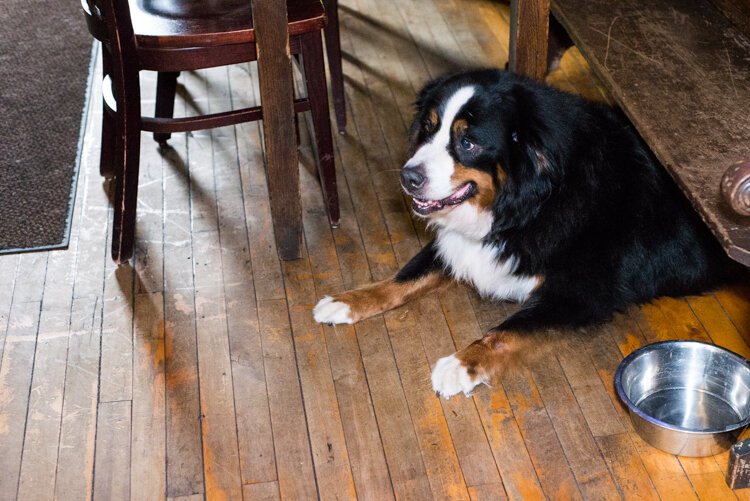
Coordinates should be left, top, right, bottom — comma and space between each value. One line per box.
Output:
402, 69, 564, 238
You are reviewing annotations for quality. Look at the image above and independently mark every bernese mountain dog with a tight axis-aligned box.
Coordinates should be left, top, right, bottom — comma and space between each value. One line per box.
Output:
313, 69, 744, 398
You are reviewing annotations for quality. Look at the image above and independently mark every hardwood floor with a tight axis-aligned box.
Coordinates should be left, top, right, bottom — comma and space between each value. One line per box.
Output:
2, 0, 750, 499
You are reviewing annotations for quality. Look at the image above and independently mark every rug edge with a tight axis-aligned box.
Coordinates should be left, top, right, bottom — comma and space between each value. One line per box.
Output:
0, 41, 99, 257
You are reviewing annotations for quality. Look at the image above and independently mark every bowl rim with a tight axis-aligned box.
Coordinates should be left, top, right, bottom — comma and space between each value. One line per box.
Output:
614, 340, 750, 435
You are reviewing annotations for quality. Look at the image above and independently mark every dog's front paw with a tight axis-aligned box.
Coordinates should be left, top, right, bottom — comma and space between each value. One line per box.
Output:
313, 296, 354, 325
431, 353, 488, 398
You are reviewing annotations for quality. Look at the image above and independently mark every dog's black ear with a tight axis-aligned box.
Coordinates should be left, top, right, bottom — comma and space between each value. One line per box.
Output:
507, 117, 563, 179
493, 125, 563, 231
519, 139, 558, 178
506, 82, 565, 183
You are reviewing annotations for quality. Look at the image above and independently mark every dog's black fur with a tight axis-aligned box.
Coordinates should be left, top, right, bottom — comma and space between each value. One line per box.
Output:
399, 69, 743, 333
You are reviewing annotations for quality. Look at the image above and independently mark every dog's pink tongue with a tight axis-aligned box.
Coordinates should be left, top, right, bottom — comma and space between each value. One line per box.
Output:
446, 183, 471, 203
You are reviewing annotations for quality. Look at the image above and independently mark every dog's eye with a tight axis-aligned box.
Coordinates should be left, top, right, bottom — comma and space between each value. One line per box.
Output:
460, 137, 475, 151
422, 120, 434, 133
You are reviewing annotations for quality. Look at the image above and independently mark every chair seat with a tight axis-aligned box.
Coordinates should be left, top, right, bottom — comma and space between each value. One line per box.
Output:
129, 0, 325, 48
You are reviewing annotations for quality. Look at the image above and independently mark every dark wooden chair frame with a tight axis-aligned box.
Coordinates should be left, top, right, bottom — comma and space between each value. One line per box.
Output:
82, 0, 344, 263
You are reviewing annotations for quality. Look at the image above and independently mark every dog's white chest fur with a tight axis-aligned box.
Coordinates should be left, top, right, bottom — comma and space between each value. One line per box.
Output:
435, 230, 538, 302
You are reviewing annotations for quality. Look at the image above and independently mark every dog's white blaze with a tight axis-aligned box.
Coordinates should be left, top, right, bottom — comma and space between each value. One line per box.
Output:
436, 230, 538, 302
405, 86, 476, 200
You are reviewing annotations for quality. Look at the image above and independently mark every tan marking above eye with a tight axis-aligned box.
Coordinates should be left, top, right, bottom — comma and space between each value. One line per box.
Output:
452, 118, 468, 136
428, 109, 439, 128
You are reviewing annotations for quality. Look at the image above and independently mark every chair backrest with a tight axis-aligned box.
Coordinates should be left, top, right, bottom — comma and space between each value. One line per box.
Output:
82, 0, 135, 46
82, 0, 141, 120
81, 0, 107, 41
82, 0, 140, 69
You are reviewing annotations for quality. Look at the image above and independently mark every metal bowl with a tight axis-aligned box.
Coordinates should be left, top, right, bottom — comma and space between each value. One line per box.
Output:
615, 340, 750, 457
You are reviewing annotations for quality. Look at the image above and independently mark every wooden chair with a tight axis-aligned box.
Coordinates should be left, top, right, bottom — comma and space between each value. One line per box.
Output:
324, 0, 346, 133
82, 0, 342, 263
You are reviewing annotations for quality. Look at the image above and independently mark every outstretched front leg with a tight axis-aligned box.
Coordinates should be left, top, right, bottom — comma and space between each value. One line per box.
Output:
314, 241, 447, 324
432, 329, 518, 398
433, 282, 617, 398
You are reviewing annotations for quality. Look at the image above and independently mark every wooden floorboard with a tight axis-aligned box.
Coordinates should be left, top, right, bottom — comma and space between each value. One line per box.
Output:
162, 111, 205, 497
55, 297, 103, 500
1, 0, 749, 499
0, 255, 21, 357
0, 299, 42, 499
301, 144, 396, 500
130, 292, 167, 500
93, 400, 132, 501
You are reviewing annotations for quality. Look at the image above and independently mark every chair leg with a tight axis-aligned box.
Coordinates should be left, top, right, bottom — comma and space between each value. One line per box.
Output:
111, 124, 141, 263
100, 51, 117, 178
324, 0, 346, 133
301, 33, 340, 226
295, 114, 301, 147
154, 71, 180, 144
111, 75, 142, 264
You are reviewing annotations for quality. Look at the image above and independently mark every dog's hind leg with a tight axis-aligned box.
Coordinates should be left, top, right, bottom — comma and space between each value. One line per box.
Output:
313, 241, 447, 325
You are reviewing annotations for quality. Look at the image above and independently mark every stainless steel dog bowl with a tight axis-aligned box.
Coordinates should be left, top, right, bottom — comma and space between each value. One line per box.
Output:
615, 340, 750, 457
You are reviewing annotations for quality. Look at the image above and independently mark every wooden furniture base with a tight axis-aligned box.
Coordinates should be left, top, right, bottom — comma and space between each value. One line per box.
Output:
510, 0, 750, 266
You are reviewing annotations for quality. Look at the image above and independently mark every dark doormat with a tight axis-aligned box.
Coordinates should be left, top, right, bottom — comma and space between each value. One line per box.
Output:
0, 0, 95, 254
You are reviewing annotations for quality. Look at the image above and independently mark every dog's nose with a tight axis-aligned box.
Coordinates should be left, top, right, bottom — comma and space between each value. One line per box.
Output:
401, 166, 426, 190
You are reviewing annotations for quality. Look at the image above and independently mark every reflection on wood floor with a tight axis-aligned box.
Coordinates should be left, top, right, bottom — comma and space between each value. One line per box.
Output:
1, 0, 749, 499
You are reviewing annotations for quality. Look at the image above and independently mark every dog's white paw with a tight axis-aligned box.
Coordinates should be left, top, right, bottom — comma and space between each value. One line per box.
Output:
431, 354, 487, 398
313, 296, 354, 325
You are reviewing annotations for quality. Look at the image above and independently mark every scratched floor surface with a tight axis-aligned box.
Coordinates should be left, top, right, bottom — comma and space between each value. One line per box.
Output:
1, 0, 750, 499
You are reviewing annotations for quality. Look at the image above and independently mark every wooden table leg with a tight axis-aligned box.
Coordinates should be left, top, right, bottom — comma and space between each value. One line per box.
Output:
509, 0, 551, 80
252, 0, 302, 260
